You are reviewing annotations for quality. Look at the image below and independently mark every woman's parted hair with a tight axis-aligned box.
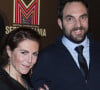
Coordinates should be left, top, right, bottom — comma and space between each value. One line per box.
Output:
7, 27, 41, 50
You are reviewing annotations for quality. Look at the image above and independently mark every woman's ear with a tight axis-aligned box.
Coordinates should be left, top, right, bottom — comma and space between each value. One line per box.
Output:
6, 46, 12, 57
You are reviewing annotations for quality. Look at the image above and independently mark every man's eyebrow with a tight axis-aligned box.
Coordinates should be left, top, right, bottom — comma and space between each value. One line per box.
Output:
81, 13, 88, 16
63, 15, 74, 19
65, 15, 74, 17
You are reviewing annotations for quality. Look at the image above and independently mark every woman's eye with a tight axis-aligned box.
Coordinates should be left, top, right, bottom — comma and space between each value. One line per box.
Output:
21, 52, 27, 55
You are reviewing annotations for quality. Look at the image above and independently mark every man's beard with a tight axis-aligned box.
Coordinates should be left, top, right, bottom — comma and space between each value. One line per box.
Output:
63, 26, 88, 44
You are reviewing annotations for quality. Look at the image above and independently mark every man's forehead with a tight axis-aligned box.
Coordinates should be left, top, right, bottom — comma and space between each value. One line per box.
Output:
63, 2, 87, 12
63, 2, 88, 16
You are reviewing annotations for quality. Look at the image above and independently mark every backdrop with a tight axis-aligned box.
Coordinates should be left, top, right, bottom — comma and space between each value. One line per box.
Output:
0, 0, 99, 49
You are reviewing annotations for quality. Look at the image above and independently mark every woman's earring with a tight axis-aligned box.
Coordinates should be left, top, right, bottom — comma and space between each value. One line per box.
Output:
8, 58, 11, 75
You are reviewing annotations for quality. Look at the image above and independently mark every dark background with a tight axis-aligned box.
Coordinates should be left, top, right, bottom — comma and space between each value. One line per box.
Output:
89, 0, 100, 41
0, 0, 100, 49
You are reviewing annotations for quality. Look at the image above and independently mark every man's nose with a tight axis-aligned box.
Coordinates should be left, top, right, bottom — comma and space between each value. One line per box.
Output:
75, 19, 81, 27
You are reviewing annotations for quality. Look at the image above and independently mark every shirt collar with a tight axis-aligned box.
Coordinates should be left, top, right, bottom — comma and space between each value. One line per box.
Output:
62, 35, 89, 50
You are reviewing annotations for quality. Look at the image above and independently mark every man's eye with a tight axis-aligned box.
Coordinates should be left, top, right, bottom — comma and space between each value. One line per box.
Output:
33, 52, 38, 56
80, 15, 88, 21
66, 17, 74, 23
67, 17, 72, 20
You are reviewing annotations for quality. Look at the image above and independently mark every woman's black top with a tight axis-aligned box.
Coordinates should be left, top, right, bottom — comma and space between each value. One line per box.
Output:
0, 67, 33, 90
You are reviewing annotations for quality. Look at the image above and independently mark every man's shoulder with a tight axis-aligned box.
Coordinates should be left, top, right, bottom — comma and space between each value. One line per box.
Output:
40, 42, 61, 54
90, 39, 100, 48
41, 35, 64, 52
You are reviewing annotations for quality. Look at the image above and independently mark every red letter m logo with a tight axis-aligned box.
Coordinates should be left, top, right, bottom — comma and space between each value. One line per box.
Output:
13, 0, 40, 25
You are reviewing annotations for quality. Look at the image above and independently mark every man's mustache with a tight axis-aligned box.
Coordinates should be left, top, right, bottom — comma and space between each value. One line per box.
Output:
72, 26, 86, 31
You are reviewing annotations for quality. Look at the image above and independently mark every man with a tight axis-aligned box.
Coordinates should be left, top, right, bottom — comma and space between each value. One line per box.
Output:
31, 0, 100, 90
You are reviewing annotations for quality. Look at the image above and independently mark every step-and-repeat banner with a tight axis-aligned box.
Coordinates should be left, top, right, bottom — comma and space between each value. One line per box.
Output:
6, 0, 46, 37
0, 0, 60, 49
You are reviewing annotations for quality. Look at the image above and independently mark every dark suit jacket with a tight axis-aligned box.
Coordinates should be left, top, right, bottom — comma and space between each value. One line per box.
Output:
31, 35, 100, 90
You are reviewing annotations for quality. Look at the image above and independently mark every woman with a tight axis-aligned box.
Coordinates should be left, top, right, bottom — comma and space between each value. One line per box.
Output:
0, 27, 48, 90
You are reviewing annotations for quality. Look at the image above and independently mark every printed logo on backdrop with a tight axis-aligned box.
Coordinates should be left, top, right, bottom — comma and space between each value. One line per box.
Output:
6, 0, 46, 37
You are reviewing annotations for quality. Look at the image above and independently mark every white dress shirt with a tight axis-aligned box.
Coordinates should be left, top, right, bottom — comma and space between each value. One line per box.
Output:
62, 36, 90, 69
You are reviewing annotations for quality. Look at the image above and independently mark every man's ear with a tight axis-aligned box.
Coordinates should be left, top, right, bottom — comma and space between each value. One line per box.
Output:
6, 45, 12, 57
57, 18, 63, 29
